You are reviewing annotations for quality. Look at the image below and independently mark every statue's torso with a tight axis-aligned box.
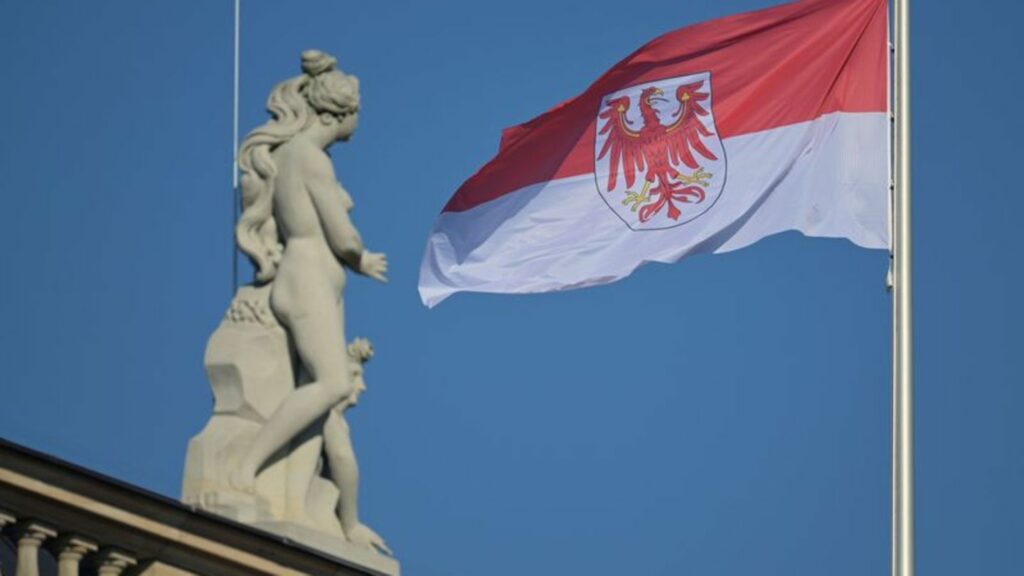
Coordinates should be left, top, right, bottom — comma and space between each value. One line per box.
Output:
269, 141, 346, 314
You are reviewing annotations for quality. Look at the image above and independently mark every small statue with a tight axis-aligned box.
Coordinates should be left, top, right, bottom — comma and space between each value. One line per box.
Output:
323, 338, 391, 555
231, 49, 387, 491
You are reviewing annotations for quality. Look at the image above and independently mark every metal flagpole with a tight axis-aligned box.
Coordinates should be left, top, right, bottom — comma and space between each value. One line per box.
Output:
892, 0, 913, 575
231, 0, 241, 293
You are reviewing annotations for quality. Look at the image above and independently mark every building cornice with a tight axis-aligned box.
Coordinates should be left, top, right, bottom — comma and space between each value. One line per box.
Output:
0, 438, 387, 576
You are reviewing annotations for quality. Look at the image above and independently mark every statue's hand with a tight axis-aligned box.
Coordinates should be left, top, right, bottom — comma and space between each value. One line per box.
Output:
359, 251, 389, 283
347, 523, 392, 556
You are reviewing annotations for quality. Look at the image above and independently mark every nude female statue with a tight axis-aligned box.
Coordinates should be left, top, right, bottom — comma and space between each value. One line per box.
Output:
231, 50, 387, 499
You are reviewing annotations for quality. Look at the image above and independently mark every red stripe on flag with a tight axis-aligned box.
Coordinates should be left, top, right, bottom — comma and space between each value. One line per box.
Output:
444, 0, 887, 213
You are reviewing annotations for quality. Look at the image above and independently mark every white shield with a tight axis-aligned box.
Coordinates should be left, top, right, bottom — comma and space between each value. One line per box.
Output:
594, 72, 726, 230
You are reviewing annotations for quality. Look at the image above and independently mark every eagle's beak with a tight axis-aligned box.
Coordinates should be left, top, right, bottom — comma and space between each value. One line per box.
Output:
648, 88, 668, 104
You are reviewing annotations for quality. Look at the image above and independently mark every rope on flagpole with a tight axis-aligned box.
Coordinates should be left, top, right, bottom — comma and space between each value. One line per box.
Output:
892, 0, 913, 575
231, 0, 241, 294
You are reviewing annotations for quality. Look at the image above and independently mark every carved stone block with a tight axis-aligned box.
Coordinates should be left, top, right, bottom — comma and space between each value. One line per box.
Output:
182, 286, 342, 538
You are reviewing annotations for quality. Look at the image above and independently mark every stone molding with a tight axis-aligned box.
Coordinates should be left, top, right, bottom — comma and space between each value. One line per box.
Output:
0, 438, 387, 576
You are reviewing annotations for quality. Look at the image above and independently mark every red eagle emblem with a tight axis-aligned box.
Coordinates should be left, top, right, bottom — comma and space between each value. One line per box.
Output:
596, 75, 723, 227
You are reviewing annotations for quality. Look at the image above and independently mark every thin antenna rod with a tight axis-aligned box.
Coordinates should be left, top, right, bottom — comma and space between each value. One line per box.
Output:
231, 0, 241, 293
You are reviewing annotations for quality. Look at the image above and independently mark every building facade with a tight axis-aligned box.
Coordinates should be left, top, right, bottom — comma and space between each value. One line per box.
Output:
0, 439, 387, 576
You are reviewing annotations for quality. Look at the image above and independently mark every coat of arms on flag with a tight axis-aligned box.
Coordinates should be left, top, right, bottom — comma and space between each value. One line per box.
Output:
594, 72, 726, 230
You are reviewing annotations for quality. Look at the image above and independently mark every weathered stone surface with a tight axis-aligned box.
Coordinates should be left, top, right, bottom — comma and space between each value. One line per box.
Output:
182, 49, 396, 576
181, 286, 342, 538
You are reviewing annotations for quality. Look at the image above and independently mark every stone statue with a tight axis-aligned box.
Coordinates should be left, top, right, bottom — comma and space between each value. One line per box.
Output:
322, 338, 391, 555
182, 50, 397, 575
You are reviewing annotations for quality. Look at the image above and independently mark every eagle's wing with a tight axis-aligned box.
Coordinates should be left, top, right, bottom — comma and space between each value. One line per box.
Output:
597, 96, 647, 191
664, 83, 718, 170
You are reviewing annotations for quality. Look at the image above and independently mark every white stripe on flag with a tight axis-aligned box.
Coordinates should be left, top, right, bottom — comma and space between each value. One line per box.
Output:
420, 111, 888, 307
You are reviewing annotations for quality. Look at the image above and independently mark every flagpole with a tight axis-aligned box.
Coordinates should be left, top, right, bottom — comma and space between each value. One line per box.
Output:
231, 0, 241, 294
892, 0, 913, 575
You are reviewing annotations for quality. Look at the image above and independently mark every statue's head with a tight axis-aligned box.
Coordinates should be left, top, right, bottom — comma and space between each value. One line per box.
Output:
344, 338, 374, 407
301, 50, 361, 143
236, 49, 362, 283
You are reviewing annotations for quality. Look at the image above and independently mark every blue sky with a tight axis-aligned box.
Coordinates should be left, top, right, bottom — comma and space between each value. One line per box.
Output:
0, 1, 1021, 574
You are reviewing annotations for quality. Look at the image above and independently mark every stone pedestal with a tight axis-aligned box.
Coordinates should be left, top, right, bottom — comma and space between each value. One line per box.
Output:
253, 522, 398, 576
181, 285, 397, 576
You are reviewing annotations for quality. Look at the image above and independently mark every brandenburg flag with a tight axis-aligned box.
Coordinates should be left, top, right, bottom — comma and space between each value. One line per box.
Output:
420, 0, 889, 307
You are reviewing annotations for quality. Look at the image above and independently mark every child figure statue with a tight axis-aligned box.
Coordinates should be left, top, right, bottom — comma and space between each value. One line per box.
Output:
323, 338, 391, 555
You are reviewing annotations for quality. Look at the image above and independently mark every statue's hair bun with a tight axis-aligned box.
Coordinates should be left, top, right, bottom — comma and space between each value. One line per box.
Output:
301, 50, 337, 76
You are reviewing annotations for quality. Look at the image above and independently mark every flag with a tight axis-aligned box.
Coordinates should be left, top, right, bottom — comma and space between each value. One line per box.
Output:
420, 0, 889, 307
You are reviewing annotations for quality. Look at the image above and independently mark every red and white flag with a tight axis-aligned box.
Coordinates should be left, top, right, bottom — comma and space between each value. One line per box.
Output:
420, 0, 889, 307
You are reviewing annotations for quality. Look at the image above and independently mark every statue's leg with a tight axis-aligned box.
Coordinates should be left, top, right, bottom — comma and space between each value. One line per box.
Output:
234, 302, 353, 490
323, 410, 359, 533
284, 422, 324, 523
